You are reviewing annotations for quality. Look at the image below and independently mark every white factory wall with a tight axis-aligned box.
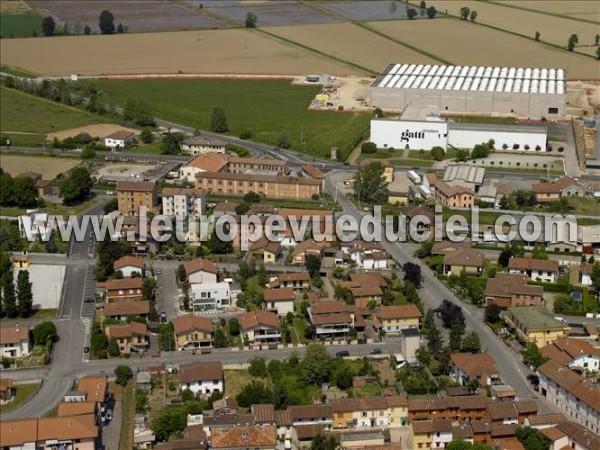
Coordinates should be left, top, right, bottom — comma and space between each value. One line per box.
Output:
370, 119, 448, 150
447, 129, 547, 151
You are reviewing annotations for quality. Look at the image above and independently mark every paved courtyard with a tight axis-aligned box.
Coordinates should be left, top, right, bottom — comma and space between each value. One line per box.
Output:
14, 264, 65, 310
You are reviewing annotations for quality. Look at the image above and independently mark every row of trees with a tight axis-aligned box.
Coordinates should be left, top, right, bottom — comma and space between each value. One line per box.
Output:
41, 10, 127, 38
459, 6, 478, 22
0, 269, 33, 318
0, 169, 38, 208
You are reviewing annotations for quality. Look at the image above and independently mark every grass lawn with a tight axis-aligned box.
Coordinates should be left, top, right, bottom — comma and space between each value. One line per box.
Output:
568, 197, 600, 216
450, 116, 517, 125
128, 142, 163, 154
0, 12, 42, 38
29, 308, 58, 320
389, 159, 434, 167
92, 79, 371, 159
0, 64, 37, 78
292, 317, 307, 344
409, 148, 459, 160
0, 131, 46, 147
115, 381, 136, 450
0, 87, 109, 138
206, 194, 336, 211
0, 383, 39, 414
224, 369, 252, 399
0, 198, 101, 218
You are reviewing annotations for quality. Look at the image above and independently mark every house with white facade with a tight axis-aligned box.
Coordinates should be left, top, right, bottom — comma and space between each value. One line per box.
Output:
347, 242, 388, 270
185, 258, 218, 285
239, 310, 280, 344
113, 255, 145, 278
179, 361, 224, 396
0, 325, 31, 358
263, 288, 295, 317
508, 257, 558, 283
538, 360, 599, 435
190, 282, 231, 312
104, 130, 136, 149
162, 188, 206, 217
180, 135, 227, 155
450, 352, 500, 388
179, 153, 229, 183
540, 338, 600, 374
579, 262, 598, 287
308, 301, 355, 339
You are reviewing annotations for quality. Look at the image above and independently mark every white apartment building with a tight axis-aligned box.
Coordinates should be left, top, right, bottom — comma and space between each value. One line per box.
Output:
191, 282, 231, 312
162, 188, 206, 217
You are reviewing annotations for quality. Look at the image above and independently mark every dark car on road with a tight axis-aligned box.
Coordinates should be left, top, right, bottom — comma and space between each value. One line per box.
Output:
370, 348, 382, 355
335, 351, 350, 358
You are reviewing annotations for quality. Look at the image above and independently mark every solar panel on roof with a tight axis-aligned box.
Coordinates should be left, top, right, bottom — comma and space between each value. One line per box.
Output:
444, 66, 453, 76
454, 77, 464, 90
557, 69, 565, 80
463, 77, 472, 90
507, 67, 516, 79
437, 77, 448, 90
487, 78, 497, 92
459, 66, 469, 77
557, 83, 564, 94
532, 68, 540, 79
451, 66, 461, 77
479, 78, 489, 91
491, 67, 500, 78
524, 68, 532, 79
398, 64, 408, 75
496, 78, 506, 92
549, 68, 556, 80
483, 67, 492, 78
475, 67, 484, 78
467, 66, 477, 77
471, 78, 480, 91
446, 77, 456, 90
540, 68, 548, 79
436, 66, 445, 76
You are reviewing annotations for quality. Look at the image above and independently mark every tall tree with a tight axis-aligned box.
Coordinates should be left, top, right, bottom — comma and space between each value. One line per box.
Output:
426, 322, 443, 354
449, 321, 464, 351
245, 12, 257, 28
95, 239, 129, 281
123, 98, 154, 126
515, 426, 551, 450
521, 343, 548, 368
484, 304, 501, 324
301, 344, 332, 385
214, 327, 227, 348
108, 337, 121, 356
83, 25, 91, 35
460, 6, 470, 20
461, 331, 481, 353
567, 34, 578, 51
210, 107, 229, 133
42, 16, 56, 36
469, 10, 478, 22
305, 255, 321, 278
11, 178, 37, 208
60, 167, 93, 204
426, 6, 437, 18
99, 10, 116, 34
2, 271, 17, 318
353, 161, 389, 204
32, 321, 57, 346
16, 270, 33, 317
403, 262, 422, 287
176, 263, 187, 283
117, 23, 124, 33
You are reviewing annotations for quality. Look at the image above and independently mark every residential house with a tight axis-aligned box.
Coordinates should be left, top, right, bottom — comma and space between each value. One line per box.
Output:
301, 164, 326, 189
486, 403, 520, 425
331, 396, 409, 429
11, 253, 30, 269
348, 242, 389, 270
308, 301, 355, 338
408, 398, 451, 421
227, 157, 289, 175
98, 277, 144, 302
185, 258, 218, 284
179, 361, 224, 396
0, 378, 13, 402
103, 300, 150, 321
484, 273, 544, 308
239, 310, 281, 343
540, 338, 600, 373
377, 305, 422, 335
190, 282, 231, 312
508, 257, 558, 283
401, 206, 435, 239
172, 314, 214, 350
249, 237, 281, 264
35, 179, 56, 197
450, 352, 500, 387
555, 421, 600, 450
429, 173, 475, 208
105, 322, 149, 354
0, 325, 31, 358
162, 187, 206, 217
447, 395, 490, 422
538, 360, 600, 434
288, 405, 333, 427
116, 180, 158, 216
505, 306, 570, 347
443, 247, 484, 276
411, 419, 454, 450
539, 427, 569, 450
180, 135, 227, 155
195, 172, 321, 200
554, 177, 589, 198
136, 371, 152, 391
180, 153, 229, 182
524, 414, 566, 430
154, 425, 208, 450
533, 182, 561, 203
76, 376, 109, 408
56, 401, 100, 423
17, 171, 42, 183
351, 285, 383, 309
401, 328, 422, 362
105, 130, 136, 149
113, 255, 145, 278
263, 287, 295, 317
291, 239, 328, 265
271, 272, 310, 292
0, 419, 38, 449
211, 425, 277, 450
292, 424, 325, 449
579, 262, 599, 286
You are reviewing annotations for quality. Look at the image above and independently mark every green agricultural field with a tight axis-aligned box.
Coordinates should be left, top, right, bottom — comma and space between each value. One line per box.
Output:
0, 12, 43, 38
93, 79, 371, 159
0, 87, 107, 144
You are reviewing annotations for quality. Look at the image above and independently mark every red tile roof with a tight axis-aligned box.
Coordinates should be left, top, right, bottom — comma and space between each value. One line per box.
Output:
212, 424, 277, 448
113, 255, 144, 270
239, 310, 280, 331
377, 304, 422, 320
263, 288, 295, 302
508, 257, 558, 272
105, 322, 148, 339
172, 314, 214, 335
116, 180, 155, 192
179, 361, 223, 384
103, 300, 150, 316
0, 325, 29, 344
184, 258, 218, 275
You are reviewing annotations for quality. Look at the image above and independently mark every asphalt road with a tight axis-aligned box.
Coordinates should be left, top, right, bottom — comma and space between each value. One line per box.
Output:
325, 170, 558, 414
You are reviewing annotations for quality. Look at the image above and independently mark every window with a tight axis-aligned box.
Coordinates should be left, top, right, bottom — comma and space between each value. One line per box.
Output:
548, 107, 559, 114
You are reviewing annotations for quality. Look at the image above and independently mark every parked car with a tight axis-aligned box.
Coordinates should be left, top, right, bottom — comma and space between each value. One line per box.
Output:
84, 297, 95, 303
370, 348, 382, 355
335, 351, 350, 358
105, 409, 113, 422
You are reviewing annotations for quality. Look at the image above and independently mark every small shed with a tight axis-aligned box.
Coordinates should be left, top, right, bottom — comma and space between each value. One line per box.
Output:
136, 371, 151, 391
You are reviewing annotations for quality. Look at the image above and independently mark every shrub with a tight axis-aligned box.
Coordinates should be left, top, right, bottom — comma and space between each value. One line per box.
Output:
361, 142, 377, 154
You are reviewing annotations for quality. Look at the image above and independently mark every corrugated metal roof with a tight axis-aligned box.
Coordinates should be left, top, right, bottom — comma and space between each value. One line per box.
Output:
374, 63, 566, 94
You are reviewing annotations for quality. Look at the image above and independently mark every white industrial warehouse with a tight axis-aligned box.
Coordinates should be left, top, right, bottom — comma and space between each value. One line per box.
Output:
369, 63, 561, 151
370, 63, 566, 116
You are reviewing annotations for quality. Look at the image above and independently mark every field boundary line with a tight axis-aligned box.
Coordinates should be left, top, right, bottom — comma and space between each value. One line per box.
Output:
253, 28, 377, 76
299, 0, 351, 21
483, 0, 600, 26
440, 12, 598, 61
354, 21, 453, 65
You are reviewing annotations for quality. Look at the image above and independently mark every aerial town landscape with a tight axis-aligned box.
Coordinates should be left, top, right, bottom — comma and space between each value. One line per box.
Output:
0, 0, 599, 449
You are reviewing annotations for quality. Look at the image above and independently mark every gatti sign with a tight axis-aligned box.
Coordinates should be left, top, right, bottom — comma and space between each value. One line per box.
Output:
400, 129, 441, 143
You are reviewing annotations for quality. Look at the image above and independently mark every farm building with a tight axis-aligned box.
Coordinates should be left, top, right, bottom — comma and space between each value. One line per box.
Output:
370, 63, 566, 117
